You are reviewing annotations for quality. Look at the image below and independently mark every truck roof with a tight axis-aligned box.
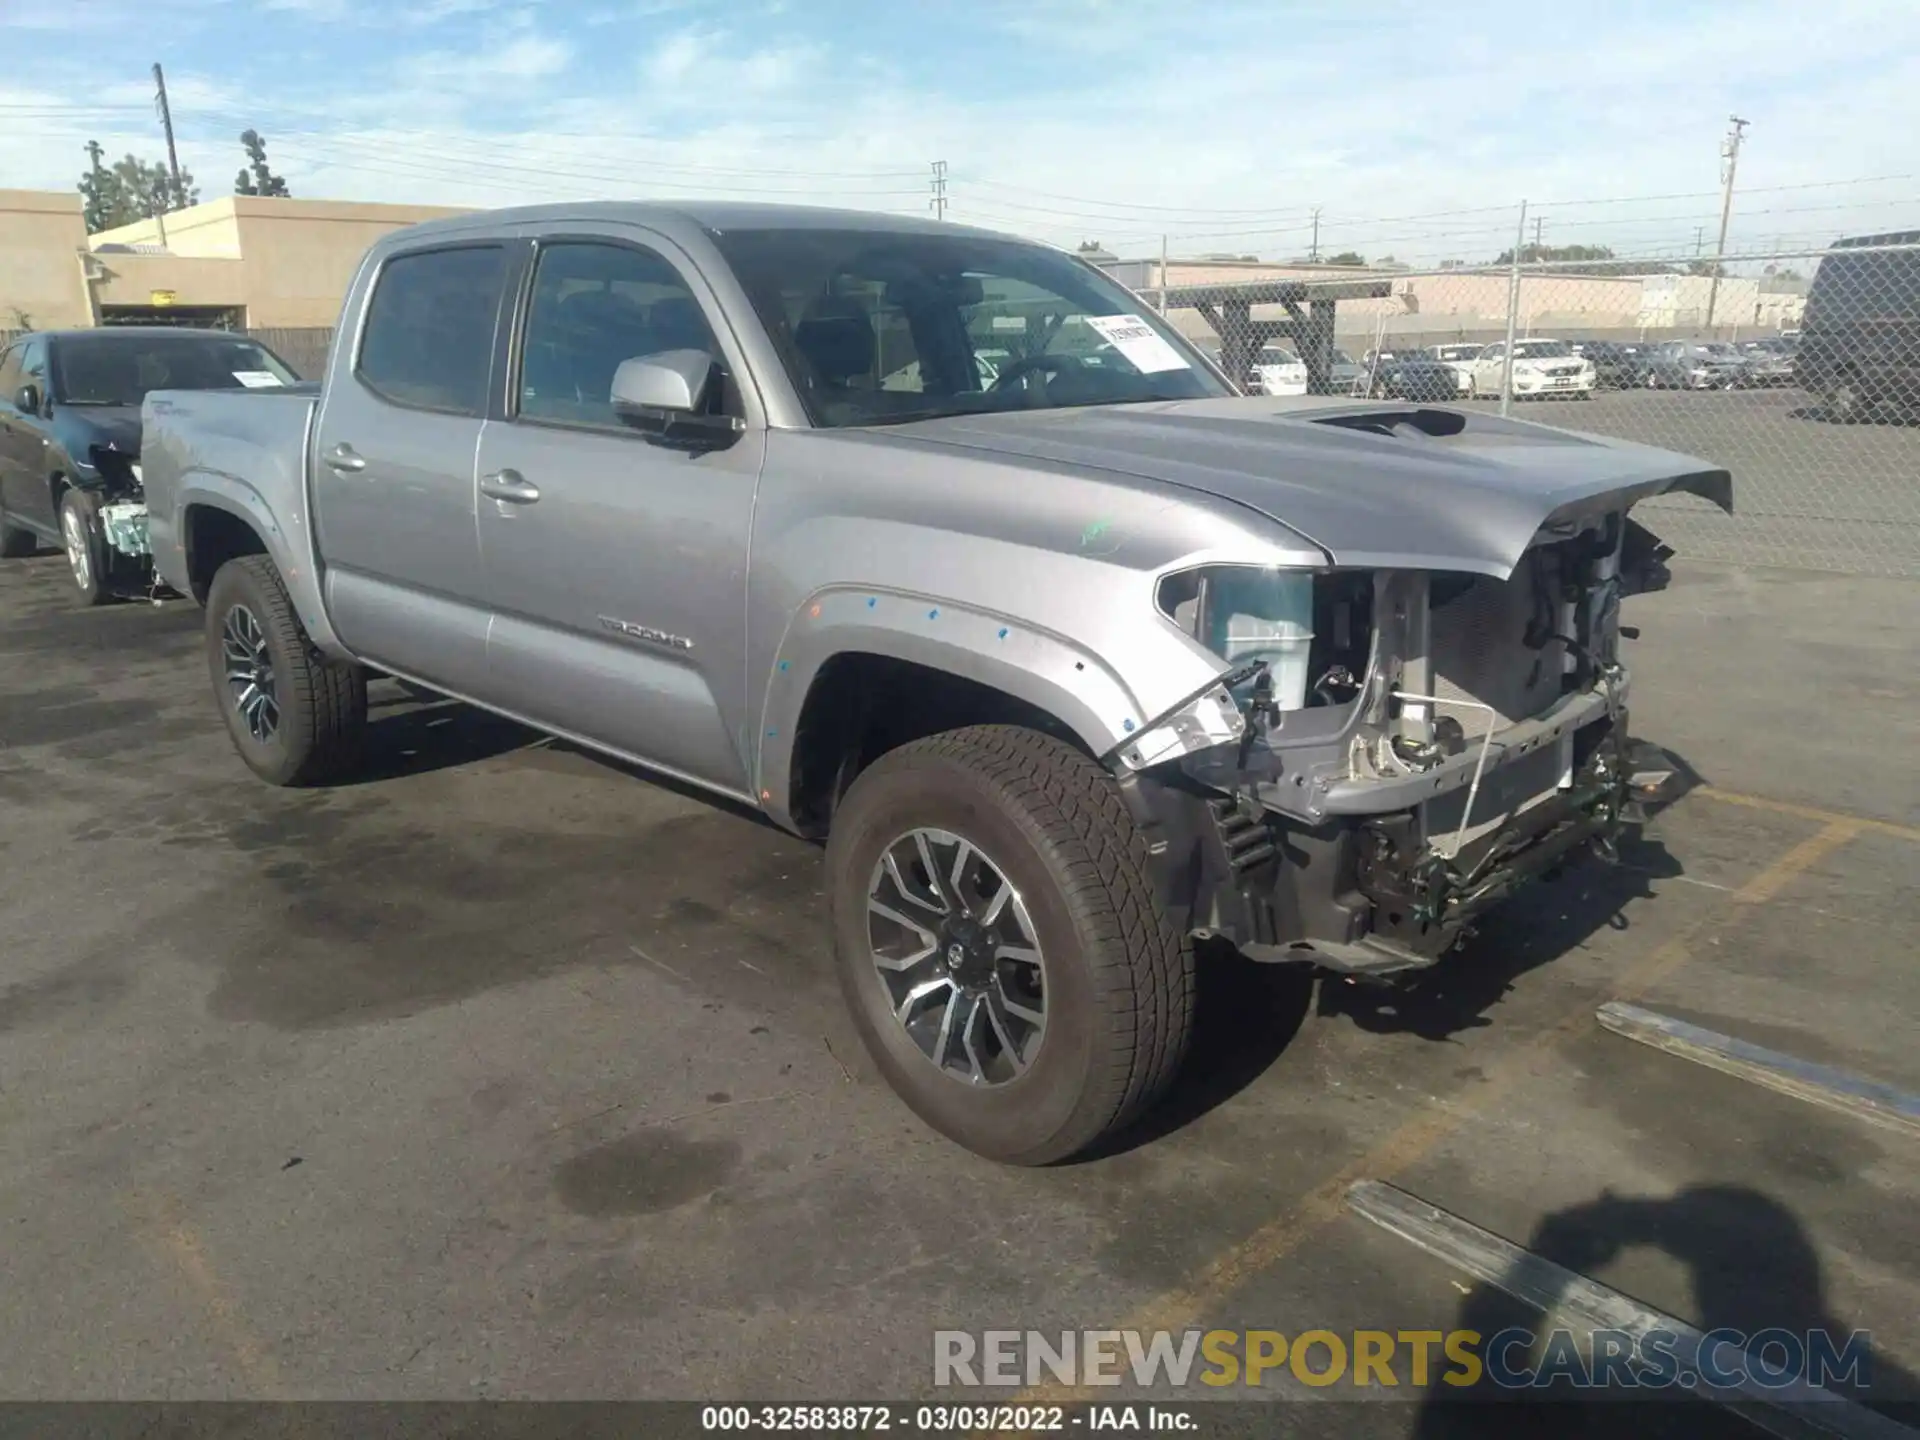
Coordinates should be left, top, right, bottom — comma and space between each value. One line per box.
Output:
388, 200, 1018, 246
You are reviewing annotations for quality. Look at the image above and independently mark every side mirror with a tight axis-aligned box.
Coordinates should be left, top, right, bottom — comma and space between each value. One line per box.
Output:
610, 350, 743, 448
15, 384, 40, 415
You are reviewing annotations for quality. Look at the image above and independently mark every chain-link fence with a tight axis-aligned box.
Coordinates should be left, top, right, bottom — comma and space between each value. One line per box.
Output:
1153, 237, 1920, 578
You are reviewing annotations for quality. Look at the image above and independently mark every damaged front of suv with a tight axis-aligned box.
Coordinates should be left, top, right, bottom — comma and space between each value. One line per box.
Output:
1103, 403, 1732, 977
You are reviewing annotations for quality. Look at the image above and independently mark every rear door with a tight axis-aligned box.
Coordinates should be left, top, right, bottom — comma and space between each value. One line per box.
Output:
311, 241, 520, 696
469, 226, 765, 797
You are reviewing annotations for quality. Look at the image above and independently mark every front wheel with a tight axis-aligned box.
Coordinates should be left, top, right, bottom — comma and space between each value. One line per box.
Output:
825, 725, 1194, 1164
205, 555, 367, 786
59, 489, 110, 607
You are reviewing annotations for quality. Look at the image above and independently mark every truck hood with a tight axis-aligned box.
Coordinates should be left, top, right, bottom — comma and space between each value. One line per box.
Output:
883, 397, 1732, 578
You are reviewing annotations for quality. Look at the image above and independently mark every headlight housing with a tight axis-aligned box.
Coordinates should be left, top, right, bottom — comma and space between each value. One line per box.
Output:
1157, 565, 1317, 711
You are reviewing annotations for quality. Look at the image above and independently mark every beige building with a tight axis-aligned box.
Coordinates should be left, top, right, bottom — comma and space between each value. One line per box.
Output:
1104, 255, 1798, 344
1, 191, 468, 335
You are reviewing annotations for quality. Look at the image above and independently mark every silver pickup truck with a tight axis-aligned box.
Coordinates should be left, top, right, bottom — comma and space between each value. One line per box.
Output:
141, 202, 1731, 1163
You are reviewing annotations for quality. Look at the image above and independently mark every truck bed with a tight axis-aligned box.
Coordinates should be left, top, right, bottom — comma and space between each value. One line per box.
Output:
141, 385, 320, 600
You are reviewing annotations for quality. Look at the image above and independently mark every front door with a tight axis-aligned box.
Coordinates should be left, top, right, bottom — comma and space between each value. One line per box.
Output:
0, 340, 53, 528
470, 231, 763, 798
310, 242, 517, 697
1475, 342, 1506, 395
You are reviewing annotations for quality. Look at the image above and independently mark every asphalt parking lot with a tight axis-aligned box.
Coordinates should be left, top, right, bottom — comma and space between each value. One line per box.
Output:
2, 550, 1917, 1434
1457, 385, 1920, 579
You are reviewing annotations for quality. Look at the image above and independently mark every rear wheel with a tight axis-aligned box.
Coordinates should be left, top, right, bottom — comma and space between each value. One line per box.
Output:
205, 555, 366, 786
826, 725, 1194, 1164
59, 489, 109, 607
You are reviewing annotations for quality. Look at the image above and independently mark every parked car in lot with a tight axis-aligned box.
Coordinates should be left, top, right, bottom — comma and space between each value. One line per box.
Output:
1247, 345, 1309, 395
1570, 340, 1651, 389
1736, 336, 1798, 387
1423, 342, 1482, 395
0, 327, 298, 603
1639, 340, 1750, 390
1468, 339, 1595, 399
1325, 348, 1365, 391
1354, 349, 1462, 401
1796, 230, 1920, 421
141, 202, 1729, 1164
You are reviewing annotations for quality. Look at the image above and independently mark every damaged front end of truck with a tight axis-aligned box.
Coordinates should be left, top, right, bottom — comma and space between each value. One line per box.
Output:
1111, 497, 1712, 979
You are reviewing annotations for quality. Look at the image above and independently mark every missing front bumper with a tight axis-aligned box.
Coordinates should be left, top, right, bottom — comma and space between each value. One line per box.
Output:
1119, 712, 1630, 978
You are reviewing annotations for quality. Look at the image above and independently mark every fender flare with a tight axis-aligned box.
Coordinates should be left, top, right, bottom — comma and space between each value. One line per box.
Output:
176, 476, 344, 654
752, 585, 1152, 827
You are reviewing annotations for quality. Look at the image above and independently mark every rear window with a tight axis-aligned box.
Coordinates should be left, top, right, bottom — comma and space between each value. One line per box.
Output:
357, 245, 509, 415
1808, 237, 1920, 324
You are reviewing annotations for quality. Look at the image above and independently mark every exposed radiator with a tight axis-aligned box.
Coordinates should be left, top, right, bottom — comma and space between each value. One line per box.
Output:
1429, 564, 1564, 736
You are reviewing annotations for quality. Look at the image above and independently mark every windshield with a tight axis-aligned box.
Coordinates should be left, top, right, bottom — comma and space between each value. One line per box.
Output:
1256, 347, 1300, 366
53, 333, 297, 406
1512, 339, 1573, 358
708, 228, 1229, 427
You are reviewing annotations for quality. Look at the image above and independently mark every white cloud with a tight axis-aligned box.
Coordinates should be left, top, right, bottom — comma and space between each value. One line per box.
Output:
3, 0, 1916, 264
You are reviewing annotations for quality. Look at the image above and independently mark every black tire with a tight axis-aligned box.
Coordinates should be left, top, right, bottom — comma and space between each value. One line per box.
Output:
205, 554, 366, 786
58, 489, 110, 607
825, 725, 1194, 1165
0, 513, 34, 558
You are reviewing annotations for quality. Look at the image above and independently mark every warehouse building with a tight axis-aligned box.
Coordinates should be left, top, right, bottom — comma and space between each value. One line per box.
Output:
0, 188, 466, 336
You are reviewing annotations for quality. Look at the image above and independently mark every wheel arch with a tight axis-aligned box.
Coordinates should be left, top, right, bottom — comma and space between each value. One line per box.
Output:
759, 594, 1149, 836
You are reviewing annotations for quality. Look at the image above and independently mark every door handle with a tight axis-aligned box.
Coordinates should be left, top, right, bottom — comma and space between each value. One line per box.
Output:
479, 468, 540, 504
323, 443, 366, 473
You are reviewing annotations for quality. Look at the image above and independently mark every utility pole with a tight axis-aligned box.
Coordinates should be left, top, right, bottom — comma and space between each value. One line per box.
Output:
1308, 207, 1322, 263
928, 160, 948, 222
152, 62, 184, 211
1532, 214, 1544, 255
1705, 115, 1748, 332
1500, 199, 1527, 418
1158, 233, 1168, 314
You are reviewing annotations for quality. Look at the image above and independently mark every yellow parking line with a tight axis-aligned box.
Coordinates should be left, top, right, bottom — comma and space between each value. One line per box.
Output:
129, 1194, 284, 1396
1694, 785, 1918, 844
1004, 818, 1859, 1410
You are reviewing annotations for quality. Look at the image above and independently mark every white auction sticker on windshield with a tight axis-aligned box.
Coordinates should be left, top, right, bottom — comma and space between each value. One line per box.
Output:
1084, 314, 1190, 374
232, 370, 283, 388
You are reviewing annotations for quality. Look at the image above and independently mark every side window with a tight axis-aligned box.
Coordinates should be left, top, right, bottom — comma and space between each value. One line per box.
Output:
518, 241, 721, 430
357, 245, 508, 416
16, 340, 47, 408
1482, 343, 1504, 361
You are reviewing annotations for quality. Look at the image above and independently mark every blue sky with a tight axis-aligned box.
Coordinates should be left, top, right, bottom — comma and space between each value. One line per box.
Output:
2, 0, 1916, 262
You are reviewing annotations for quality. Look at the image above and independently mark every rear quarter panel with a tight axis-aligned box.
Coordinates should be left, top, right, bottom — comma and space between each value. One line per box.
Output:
141, 387, 342, 652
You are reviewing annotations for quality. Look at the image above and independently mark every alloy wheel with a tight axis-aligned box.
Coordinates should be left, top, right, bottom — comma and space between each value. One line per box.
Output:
61, 506, 91, 592
865, 827, 1046, 1087
221, 603, 280, 743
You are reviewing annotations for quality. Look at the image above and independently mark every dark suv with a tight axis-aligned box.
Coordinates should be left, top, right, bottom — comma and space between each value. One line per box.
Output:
0, 327, 297, 602
1797, 231, 1920, 421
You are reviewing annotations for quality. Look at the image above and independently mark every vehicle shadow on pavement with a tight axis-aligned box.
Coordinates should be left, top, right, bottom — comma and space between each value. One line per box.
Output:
340, 685, 545, 783
1314, 824, 1682, 1045
1090, 940, 1315, 1158
1411, 1184, 1918, 1436
1788, 402, 1920, 427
